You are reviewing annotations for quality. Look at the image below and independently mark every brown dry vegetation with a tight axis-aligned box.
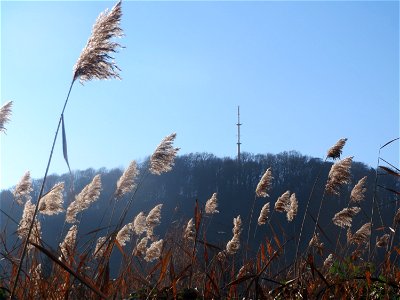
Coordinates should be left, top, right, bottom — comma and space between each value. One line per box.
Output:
1, 1, 400, 299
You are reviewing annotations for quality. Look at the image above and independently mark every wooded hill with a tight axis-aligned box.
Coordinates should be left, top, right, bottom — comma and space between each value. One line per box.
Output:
1, 151, 398, 276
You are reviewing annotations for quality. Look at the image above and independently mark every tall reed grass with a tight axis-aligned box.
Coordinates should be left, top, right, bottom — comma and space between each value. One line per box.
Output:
1, 1, 399, 299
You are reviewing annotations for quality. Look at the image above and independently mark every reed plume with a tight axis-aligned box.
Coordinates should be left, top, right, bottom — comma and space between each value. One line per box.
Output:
73, 1, 123, 83
66, 174, 102, 223
376, 234, 390, 248
348, 222, 371, 245
94, 236, 107, 258
133, 212, 147, 235
332, 207, 361, 228
115, 160, 139, 198
144, 239, 163, 262
350, 176, 367, 203
149, 133, 180, 175
13, 171, 33, 206
205, 192, 219, 214
39, 182, 65, 216
274, 191, 291, 212
134, 236, 149, 256
226, 215, 242, 255
146, 204, 163, 237
325, 156, 353, 195
287, 193, 298, 221
116, 223, 133, 246
11, 2, 124, 296
184, 218, 195, 241
327, 138, 347, 159
309, 233, 324, 254
17, 200, 36, 239
255, 168, 273, 197
59, 225, 78, 260
0, 101, 12, 133
257, 202, 270, 225
18, 200, 41, 251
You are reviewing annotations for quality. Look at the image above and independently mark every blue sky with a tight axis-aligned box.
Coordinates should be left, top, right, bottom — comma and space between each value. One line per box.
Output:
1, 1, 399, 190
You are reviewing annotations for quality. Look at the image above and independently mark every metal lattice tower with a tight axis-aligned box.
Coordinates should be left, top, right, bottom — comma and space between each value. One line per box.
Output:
237, 106, 242, 163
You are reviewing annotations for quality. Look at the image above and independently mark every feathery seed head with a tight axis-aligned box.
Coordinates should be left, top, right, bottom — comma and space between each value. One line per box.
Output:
149, 133, 180, 175
309, 233, 324, 255
287, 193, 298, 221
205, 193, 219, 214
257, 202, 270, 225
275, 191, 291, 212
17, 200, 36, 239
60, 225, 78, 260
325, 156, 353, 196
133, 212, 147, 235
134, 236, 149, 256
233, 215, 242, 236
256, 168, 273, 197
146, 204, 163, 237
94, 236, 107, 258
226, 235, 240, 255
73, 1, 123, 83
66, 174, 102, 223
116, 223, 133, 246
115, 161, 139, 198
75, 174, 102, 205
39, 182, 65, 216
0, 101, 12, 133
332, 207, 361, 228
226, 215, 242, 255
348, 222, 371, 245
350, 176, 367, 203
327, 138, 347, 159
184, 218, 195, 241
376, 234, 390, 248
13, 171, 33, 206
144, 239, 163, 262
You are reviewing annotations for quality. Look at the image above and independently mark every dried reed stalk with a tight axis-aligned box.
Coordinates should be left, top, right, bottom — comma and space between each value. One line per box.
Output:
12, 2, 124, 295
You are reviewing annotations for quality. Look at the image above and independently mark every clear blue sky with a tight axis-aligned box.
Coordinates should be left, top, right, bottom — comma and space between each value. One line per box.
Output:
1, 1, 399, 190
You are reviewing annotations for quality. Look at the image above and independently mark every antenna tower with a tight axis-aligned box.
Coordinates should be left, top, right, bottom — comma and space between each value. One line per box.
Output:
237, 106, 242, 163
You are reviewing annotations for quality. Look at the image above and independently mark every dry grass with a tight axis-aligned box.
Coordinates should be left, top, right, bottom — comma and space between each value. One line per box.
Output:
1, 1, 400, 299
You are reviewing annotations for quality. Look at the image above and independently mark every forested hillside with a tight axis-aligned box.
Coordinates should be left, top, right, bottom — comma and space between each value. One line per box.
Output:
1, 151, 397, 270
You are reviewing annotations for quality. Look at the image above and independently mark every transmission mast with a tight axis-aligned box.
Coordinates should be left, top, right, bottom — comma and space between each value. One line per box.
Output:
237, 106, 242, 163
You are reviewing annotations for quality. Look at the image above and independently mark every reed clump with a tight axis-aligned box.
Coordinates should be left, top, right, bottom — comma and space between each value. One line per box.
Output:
1, 1, 399, 299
